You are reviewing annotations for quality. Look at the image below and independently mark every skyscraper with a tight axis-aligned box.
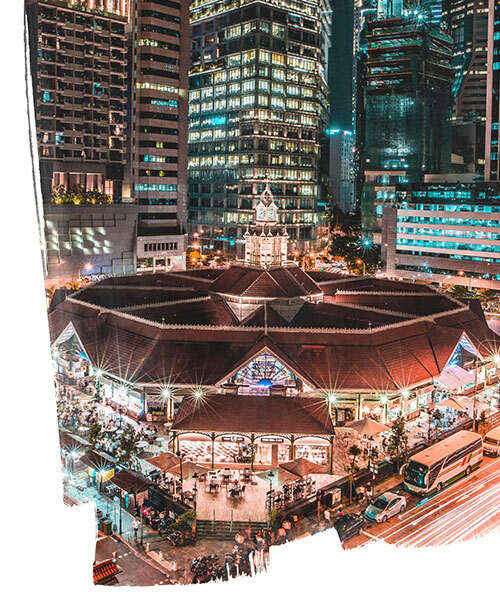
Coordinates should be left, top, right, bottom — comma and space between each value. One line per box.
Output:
442, 0, 489, 121
26, 0, 139, 284
187, 0, 330, 256
26, 0, 129, 203
485, 0, 500, 181
127, 0, 189, 271
361, 14, 454, 242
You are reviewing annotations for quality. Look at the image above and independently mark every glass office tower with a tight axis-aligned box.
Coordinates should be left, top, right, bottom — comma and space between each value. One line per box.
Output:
188, 0, 330, 256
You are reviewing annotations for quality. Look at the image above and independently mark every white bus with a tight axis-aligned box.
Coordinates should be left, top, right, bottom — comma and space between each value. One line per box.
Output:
403, 431, 483, 496
483, 425, 500, 456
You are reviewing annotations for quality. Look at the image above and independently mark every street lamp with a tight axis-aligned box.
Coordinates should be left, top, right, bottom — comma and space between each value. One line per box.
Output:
356, 258, 366, 276
192, 472, 199, 511
380, 395, 388, 423
176, 450, 184, 499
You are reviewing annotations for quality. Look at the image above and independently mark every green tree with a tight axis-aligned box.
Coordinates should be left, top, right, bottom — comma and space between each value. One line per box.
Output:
118, 428, 140, 466
88, 423, 103, 449
388, 416, 409, 471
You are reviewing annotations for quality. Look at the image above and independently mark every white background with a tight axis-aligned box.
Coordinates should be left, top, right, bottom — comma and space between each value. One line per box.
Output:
0, 2, 498, 598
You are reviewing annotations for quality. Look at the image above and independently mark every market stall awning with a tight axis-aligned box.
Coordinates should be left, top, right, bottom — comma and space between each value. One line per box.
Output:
59, 430, 90, 451
165, 460, 209, 480
438, 397, 466, 411
257, 467, 300, 486
436, 365, 475, 390
110, 469, 151, 494
146, 451, 179, 472
80, 449, 116, 470
279, 457, 329, 476
342, 417, 390, 436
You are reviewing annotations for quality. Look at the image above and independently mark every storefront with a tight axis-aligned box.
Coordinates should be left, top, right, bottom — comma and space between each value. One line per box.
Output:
100, 378, 144, 421
172, 393, 335, 471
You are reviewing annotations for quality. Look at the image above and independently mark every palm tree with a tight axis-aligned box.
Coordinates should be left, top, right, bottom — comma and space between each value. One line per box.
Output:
347, 444, 362, 503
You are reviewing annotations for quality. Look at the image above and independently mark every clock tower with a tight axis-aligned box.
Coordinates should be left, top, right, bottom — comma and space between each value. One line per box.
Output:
243, 181, 289, 269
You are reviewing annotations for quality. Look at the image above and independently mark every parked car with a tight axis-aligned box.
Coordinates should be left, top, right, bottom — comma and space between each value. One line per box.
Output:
364, 492, 407, 523
333, 513, 365, 542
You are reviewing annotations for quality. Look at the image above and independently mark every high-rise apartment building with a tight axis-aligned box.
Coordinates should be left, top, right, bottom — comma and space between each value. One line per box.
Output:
485, 0, 500, 181
127, 0, 189, 271
26, 0, 129, 204
361, 15, 454, 242
26, 0, 139, 283
442, 0, 489, 121
187, 0, 330, 256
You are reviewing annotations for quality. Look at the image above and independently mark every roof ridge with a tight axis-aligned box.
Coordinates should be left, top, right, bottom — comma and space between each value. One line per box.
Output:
120, 296, 210, 312
65, 297, 441, 334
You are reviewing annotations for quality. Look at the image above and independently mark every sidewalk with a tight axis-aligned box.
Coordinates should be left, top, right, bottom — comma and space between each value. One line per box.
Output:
63, 476, 160, 545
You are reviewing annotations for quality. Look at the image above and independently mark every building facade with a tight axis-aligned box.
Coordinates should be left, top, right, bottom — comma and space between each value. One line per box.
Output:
26, 0, 129, 204
381, 181, 500, 289
361, 15, 454, 243
484, 0, 500, 181
328, 129, 356, 214
187, 0, 330, 256
126, 0, 190, 271
43, 203, 138, 285
442, 0, 489, 121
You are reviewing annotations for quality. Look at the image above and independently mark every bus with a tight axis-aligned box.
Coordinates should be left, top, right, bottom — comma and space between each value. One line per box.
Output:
483, 425, 500, 456
403, 431, 483, 496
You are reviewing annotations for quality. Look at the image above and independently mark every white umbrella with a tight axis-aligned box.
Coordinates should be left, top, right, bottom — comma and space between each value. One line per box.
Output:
343, 417, 390, 436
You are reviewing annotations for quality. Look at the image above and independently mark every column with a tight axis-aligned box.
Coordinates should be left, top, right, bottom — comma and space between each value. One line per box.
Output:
357, 394, 362, 420
329, 436, 334, 475
271, 444, 279, 467
289, 435, 295, 460
211, 433, 215, 471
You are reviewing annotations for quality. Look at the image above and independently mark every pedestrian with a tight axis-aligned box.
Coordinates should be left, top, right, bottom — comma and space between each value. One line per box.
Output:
282, 518, 292, 540
277, 526, 287, 544
132, 519, 139, 541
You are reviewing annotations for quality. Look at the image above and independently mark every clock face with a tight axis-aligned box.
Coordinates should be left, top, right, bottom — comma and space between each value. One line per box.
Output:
257, 205, 266, 221
267, 206, 276, 221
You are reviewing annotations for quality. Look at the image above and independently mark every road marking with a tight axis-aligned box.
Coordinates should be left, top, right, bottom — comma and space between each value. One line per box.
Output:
362, 531, 381, 541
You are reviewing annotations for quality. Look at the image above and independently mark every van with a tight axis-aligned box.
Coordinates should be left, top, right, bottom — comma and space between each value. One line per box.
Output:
483, 425, 500, 456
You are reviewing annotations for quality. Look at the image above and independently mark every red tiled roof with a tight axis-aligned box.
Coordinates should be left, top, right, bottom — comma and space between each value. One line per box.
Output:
129, 298, 237, 326
110, 469, 151, 493
173, 393, 334, 435
47, 270, 500, 393
208, 265, 321, 298
331, 292, 459, 316
93, 559, 119, 585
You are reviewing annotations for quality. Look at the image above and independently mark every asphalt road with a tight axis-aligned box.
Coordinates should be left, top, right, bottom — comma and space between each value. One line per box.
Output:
344, 456, 500, 549
95, 536, 173, 586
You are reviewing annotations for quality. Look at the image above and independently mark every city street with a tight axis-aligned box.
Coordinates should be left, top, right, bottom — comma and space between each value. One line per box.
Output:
345, 456, 500, 549
95, 536, 173, 586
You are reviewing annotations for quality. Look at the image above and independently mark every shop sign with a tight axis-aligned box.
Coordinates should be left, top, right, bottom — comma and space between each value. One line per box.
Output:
221, 435, 245, 442
260, 436, 284, 443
